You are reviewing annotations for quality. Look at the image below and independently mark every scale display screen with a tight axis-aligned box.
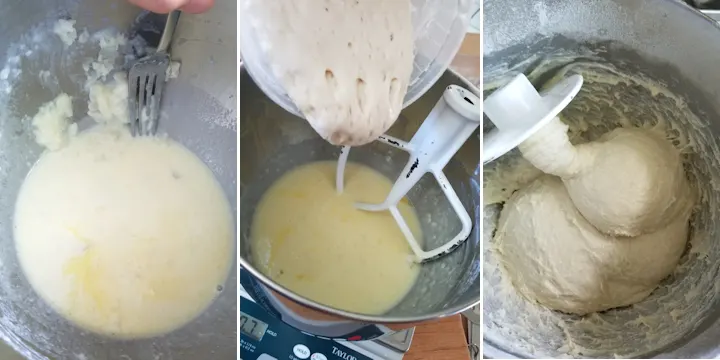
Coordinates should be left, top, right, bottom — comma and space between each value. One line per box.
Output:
240, 312, 268, 341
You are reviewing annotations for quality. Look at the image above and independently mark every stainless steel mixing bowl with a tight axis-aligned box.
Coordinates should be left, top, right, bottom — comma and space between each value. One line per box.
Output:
239, 65, 480, 339
0, 1, 236, 358
484, 0, 720, 358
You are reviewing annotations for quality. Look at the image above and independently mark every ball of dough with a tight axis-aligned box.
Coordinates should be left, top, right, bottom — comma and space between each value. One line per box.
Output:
495, 175, 688, 315
564, 128, 692, 236
520, 123, 693, 237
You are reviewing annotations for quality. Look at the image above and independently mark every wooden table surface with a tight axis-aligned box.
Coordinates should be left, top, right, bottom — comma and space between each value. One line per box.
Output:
450, 33, 481, 86
405, 315, 470, 360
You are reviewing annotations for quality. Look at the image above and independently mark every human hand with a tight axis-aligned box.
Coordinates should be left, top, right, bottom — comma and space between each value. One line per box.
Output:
127, 0, 214, 14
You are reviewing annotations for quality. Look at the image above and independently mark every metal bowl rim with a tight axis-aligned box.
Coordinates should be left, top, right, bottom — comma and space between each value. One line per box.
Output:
239, 64, 481, 324
481, 1, 720, 357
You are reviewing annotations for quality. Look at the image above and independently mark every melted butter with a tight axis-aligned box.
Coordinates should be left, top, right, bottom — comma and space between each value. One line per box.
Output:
63, 246, 110, 315
14, 128, 233, 339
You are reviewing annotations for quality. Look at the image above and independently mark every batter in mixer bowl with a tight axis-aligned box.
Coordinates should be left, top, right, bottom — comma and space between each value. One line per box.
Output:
250, 161, 421, 315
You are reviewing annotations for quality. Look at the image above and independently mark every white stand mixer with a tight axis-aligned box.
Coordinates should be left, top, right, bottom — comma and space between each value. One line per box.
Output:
336, 85, 481, 263
482, 73, 584, 164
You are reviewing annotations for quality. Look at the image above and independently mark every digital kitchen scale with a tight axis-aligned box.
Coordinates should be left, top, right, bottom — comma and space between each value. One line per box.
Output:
240, 281, 414, 360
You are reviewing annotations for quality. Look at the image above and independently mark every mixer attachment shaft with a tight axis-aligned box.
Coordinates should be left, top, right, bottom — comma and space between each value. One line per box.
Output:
482, 73, 583, 164
336, 85, 481, 263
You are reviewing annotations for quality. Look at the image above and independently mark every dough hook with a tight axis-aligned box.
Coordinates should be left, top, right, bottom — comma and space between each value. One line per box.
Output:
483, 73, 584, 164
336, 85, 481, 263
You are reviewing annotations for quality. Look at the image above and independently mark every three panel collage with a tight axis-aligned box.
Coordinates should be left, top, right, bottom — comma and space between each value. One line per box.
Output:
0, 0, 716, 359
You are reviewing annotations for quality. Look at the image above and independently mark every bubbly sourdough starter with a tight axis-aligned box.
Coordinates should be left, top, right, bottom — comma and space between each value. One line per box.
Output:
251, 161, 420, 314
242, 0, 413, 146
14, 128, 233, 338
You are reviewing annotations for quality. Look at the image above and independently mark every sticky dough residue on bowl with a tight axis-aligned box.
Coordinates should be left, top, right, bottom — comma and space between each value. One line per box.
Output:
483, 60, 720, 358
